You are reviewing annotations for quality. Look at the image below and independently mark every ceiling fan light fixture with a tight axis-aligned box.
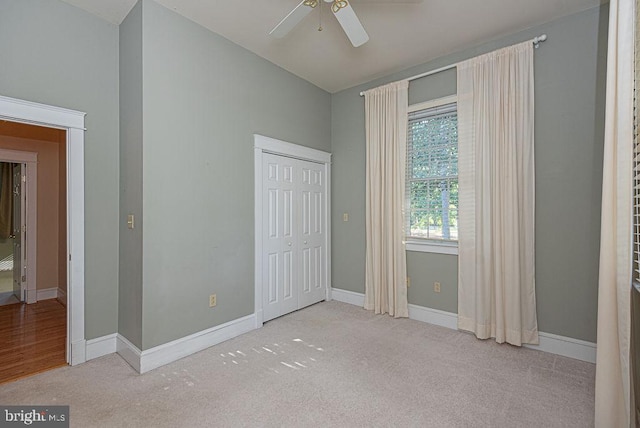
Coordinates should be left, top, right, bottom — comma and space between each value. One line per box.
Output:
270, 0, 368, 47
331, 0, 349, 14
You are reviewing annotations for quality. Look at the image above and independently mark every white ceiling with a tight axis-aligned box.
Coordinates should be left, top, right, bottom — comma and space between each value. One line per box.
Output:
60, 0, 605, 93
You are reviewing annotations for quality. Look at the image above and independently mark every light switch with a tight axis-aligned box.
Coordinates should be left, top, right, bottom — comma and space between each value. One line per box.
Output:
343, 212, 349, 222
127, 214, 135, 229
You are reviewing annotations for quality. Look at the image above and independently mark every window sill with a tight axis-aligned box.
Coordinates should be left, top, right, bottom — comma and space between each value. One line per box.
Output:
405, 240, 458, 255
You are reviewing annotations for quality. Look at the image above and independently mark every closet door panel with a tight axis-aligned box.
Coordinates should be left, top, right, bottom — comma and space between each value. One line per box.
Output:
298, 160, 326, 308
262, 154, 298, 322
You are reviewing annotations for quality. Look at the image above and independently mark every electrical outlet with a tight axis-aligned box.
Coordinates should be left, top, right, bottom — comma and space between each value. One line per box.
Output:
209, 294, 217, 307
434, 282, 441, 293
406, 276, 411, 288
343, 212, 349, 222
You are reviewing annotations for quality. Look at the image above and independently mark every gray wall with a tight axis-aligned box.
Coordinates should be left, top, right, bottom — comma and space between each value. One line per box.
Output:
331, 5, 608, 342
119, 1, 144, 349
0, 0, 120, 339
139, 0, 331, 349
0, 0, 605, 348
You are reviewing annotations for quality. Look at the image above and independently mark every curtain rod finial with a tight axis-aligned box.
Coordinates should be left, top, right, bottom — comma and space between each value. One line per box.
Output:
533, 34, 547, 48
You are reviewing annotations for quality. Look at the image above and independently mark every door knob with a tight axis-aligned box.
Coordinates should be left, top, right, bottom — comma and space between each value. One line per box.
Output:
288, 242, 292, 246
304, 241, 308, 244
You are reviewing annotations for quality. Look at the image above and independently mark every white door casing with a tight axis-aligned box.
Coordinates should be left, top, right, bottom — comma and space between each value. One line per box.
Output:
254, 135, 331, 327
0, 95, 85, 365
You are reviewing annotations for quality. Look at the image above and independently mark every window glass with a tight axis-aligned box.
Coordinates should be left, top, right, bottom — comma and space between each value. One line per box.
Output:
406, 102, 458, 241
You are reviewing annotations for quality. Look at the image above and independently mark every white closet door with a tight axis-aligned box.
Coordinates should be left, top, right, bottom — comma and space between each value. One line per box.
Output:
262, 153, 298, 322
262, 153, 327, 322
297, 159, 326, 309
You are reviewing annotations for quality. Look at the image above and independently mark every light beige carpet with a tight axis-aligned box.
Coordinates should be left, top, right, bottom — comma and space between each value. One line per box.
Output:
0, 301, 594, 427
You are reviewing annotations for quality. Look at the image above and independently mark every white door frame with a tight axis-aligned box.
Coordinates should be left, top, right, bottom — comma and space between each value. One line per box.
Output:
253, 134, 332, 328
0, 95, 86, 366
0, 148, 38, 304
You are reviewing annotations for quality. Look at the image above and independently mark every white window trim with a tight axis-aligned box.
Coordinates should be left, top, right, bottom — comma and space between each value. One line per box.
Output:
405, 239, 458, 255
406, 95, 459, 253
408, 94, 458, 113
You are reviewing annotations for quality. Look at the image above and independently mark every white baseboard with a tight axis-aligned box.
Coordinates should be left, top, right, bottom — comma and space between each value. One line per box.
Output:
26, 288, 36, 304
117, 334, 142, 373
57, 287, 67, 306
116, 314, 257, 374
408, 303, 458, 330
86, 333, 117, 361
330, 288, 365, 306
525, 332, 597, 363
37, 287, 58, 301
330, 288, 597, 364
0, 290, 14, 299
70, 339, 86, 366
139, 314, 256, 373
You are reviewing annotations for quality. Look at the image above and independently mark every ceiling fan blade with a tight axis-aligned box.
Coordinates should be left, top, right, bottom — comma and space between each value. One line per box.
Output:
269, 1, 315, 39
330, 2, 369, 47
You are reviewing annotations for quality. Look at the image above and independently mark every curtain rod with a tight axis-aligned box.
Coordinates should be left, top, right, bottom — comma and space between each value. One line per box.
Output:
359, 34, 548, 97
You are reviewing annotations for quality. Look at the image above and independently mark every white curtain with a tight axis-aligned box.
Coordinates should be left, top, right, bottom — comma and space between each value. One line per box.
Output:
594, 0, 635, 426
364, 80, 409, 318
457, 41, 538, 346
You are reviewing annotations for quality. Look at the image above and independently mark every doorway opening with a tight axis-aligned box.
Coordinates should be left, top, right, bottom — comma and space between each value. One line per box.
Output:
0, 120, 68, 383
0, 94, 85, 367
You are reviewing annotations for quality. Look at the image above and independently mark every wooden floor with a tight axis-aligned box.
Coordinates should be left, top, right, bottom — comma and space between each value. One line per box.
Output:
0, 299, 67, 384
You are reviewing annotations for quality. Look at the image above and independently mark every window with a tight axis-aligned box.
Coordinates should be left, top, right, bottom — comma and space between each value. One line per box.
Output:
406, 97, 458, 246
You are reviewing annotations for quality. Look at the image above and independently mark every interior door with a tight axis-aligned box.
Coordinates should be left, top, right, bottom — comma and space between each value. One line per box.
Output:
262, 153, 298, 322
12, 163, 24, 302
262, 153, 327, 322
297, 159, 326, 309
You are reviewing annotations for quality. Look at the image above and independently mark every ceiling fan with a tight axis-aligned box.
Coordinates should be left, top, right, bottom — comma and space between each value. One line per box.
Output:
270, 0, 369, 48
